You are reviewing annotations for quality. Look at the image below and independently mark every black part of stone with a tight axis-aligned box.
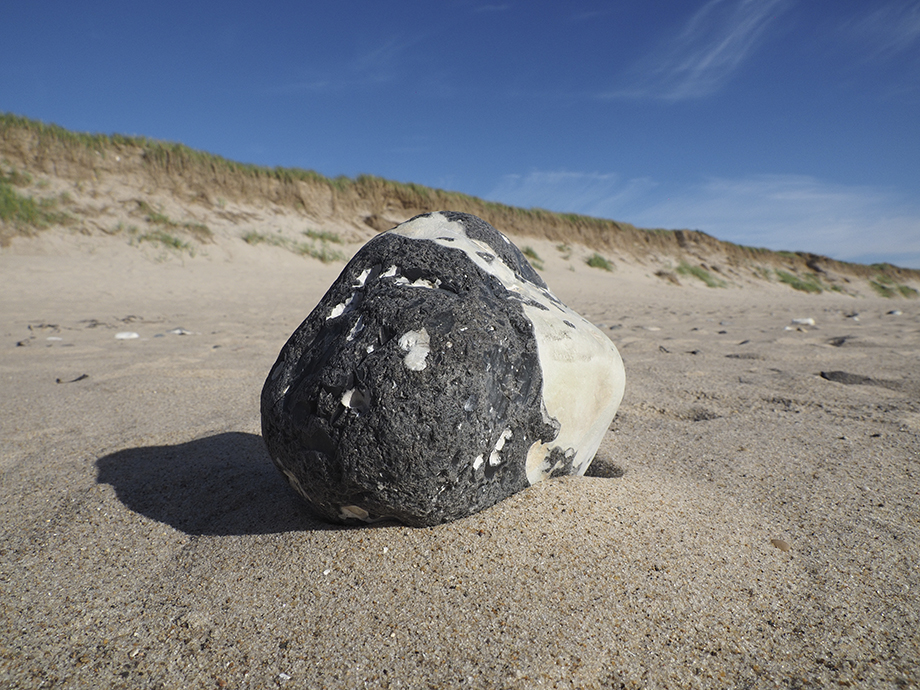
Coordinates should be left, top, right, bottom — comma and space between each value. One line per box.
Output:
261, 229, 560, 527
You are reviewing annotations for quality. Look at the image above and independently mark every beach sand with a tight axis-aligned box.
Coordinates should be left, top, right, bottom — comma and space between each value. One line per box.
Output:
1, 235, 918, 688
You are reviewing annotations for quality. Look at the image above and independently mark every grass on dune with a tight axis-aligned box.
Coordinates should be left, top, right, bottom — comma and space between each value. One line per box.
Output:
522, 246, 544, 270
586, 252, 613, 271
676, 261, 726, 288
0, 168, 73, 244
242, 230, 345, 263
869, 274, 919, 298
135, 200, 212, 242
775, 270, 823, 294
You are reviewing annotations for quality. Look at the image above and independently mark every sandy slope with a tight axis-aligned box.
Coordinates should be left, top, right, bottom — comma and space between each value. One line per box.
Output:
1, 233, 918, 688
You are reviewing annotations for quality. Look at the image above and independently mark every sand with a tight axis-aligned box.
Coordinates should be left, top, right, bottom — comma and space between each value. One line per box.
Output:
1, 234, 918, 689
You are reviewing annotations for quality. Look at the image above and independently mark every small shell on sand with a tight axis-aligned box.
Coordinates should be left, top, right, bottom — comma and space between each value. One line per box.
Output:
771, 538, 791, 552
115, 332, 140, 340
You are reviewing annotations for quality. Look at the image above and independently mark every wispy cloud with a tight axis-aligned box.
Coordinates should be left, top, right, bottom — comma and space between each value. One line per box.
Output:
272, 37, 410, 94
487, 170, 657, 219
839, 1, 920, 60
570, 10, 615, 23
605, 0, 788, 101
630, 174, 920, 266
488, 170, 920, 267
348, 38, 407, 84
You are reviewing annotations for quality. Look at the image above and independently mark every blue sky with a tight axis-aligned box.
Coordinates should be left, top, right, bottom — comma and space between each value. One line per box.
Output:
2, 0, 919, 266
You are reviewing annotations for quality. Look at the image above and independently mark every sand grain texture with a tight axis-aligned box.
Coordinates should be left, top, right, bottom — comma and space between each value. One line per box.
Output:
1, 235, 919, 689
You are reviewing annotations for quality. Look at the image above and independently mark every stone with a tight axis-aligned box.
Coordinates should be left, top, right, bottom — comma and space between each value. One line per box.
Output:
260, 211, 626, 526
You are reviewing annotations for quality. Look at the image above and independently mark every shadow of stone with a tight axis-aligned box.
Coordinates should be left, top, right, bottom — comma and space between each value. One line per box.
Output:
96, 431, 333, 535
584, 454, 626, 479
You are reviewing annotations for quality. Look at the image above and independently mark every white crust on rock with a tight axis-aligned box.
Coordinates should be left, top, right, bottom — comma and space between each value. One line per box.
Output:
398, 328, 431, 371
391, 213, 626, 485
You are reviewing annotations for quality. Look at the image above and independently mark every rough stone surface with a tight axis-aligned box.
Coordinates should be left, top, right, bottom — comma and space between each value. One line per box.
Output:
261, 211, 625, 526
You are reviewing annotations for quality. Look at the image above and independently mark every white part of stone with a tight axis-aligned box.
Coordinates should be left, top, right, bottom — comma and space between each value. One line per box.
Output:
381, 265, 398, 278
389, 212, 626, 485
398, 328, 431, 371
473, 454, 484, 471
282, 468, 307, 497
346, 315, 365, 341
115, 331, 140, 340
522, 300, 625, 483
395, 276, 442, 289
353, 268, 372, 287
339, 505, 371, 521
489, 428, 512, 466
327, 293, 356, 320
341, 387, 369, 413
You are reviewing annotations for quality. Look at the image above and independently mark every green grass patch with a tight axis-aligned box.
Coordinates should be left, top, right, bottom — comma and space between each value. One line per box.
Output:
147, 210, 174, 226
753, 266, 772, 281
242, 231, 285, 248
304, 228, 342, 244
586, 252, 613, 271
654, 269, 680, 285
135, 230, 193, 254
107, 221, 139, 236
243, 231, 345, 263
869, 276, 919, 298
0, 176, 72, 244
870, 281, 895, 298
1, 168, 33, 187
298, 243, 346, 263
676, 261, 726, 288
522, 246, 544, 270
775, 270, 823, 294
0, 181, 44, 226
137, 201, 212, 242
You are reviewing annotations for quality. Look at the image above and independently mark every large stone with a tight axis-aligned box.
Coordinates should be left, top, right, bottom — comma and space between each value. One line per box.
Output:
261, 211, 625, 526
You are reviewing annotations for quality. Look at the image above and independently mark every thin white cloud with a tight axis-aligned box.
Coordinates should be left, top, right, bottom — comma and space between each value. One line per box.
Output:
605, 0, 789, 101
487, 170, 657, 219
348, 38, 407, 84
269, 80, 330, 94
570, 10, 615, 23
630, 174, 920, 267
840, 1, 920, 60
272, 38, 410, 94
488, 170, 920, 268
